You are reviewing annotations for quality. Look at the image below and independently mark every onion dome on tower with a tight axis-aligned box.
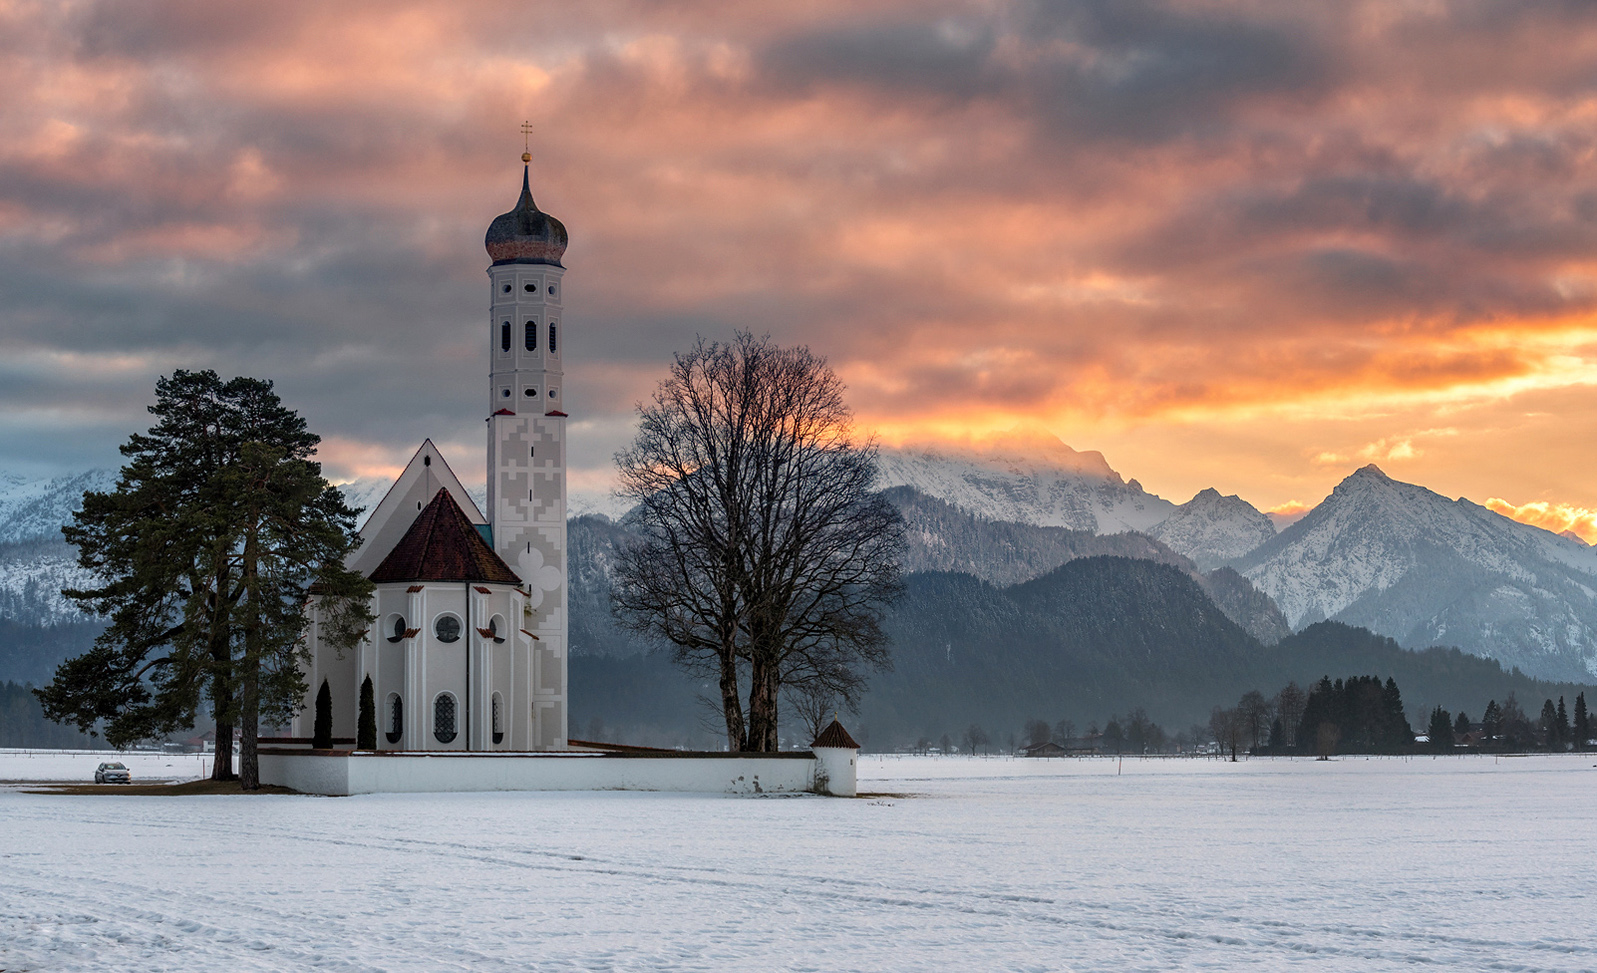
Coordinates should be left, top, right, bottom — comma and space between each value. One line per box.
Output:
484, 154, 568, 267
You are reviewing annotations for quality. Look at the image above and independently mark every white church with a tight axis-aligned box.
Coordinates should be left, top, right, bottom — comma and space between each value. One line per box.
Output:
265, 153, 859, 796
291, 152, 573, 752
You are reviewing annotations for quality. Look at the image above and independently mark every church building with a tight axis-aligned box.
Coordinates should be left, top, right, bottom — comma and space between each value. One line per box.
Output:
293, 153, 571, 751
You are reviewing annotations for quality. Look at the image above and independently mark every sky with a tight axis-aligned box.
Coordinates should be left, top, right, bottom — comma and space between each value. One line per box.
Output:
4, 0, 1597, 538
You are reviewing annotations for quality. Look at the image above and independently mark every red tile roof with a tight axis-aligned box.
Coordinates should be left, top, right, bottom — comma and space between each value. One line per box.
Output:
369, 489, 522, 585
493, 408, 516, 416
811, 719, 860, 749
545, 410, 568, 417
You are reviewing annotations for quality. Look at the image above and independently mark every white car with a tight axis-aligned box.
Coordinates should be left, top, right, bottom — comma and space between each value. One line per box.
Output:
94, 761, 132, 784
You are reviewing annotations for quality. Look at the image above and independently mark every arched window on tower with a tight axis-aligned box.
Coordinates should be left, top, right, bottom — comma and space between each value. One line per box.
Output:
525, 321, 536, 351
549, 321, 558, 354
386, 693, 403, 744
501, 321, 510, 352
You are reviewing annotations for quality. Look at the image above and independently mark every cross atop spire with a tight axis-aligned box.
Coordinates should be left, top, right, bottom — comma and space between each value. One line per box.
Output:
520, 121, 534, 164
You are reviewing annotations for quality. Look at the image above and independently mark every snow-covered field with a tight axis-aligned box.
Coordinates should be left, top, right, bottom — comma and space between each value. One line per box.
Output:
3, 753, 1594, 971
0, 749, 222, 782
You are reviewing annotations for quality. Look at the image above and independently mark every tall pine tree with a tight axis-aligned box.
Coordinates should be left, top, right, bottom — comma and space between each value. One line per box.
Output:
37, 370, 371, 788
1539, 699, 1559, 750
1574, 693, 1590, 752
1482, 699, 1502, 743
1427, 706, 1453, 752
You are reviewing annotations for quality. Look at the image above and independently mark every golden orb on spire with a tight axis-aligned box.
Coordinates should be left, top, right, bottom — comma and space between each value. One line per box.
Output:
520, 121, 534, 165
521, 151, 532, 163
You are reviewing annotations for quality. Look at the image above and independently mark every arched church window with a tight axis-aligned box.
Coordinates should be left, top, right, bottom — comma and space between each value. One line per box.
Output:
434, 614, 461, 643
386, 693, 403, 744
387, 614, 406, 643
525, 321, 536, 351
549, 322, 557, 354
501, 322, 511, 352
433, 693, 457, 744
492, 692, 504, 745
488, 615, 506, 643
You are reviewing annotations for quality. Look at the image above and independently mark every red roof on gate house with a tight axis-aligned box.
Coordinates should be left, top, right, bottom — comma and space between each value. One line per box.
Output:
811, 719, 860, 749
369, 489, 521, 585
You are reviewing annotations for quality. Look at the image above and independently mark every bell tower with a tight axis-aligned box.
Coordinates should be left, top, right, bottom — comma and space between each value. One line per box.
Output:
483, 139, 570, 748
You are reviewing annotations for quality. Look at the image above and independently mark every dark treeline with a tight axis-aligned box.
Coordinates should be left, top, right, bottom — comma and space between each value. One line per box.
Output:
1292, 676, 1414, 755
1207, 678, 1596, 757
1424, 690, 1591, 752
0, 617, 108, 687
0, 681, 109, 749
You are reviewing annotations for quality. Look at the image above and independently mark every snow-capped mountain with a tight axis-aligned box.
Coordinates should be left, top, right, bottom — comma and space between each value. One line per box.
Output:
0, 470, 117, 545
0, 471, 117, 624
875, 431, 1176, 534
334, 477, 492, 528
1237, 465, 1597, 681
1149, 488, 1276, 571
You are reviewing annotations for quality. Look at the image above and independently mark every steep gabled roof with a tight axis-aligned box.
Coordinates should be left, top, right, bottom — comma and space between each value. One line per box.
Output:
347, 439, 485, 578
369, 489, 521, 584
811, 719, 860, 749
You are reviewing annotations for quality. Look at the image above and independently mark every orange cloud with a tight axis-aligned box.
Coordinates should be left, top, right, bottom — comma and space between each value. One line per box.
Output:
1484, 498, 1597, 545
3, 0, 1597, 514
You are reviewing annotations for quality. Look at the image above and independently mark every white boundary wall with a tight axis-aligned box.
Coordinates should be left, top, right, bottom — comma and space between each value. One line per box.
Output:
258, 749, 857, 796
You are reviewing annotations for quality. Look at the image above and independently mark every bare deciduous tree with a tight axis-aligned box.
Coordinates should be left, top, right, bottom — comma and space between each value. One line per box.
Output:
783, 680, 837, 748
1053, 719, 1075, 747
1237, 690, 1273, 752
1210, 706, 1242, 761
1024, 718, 1052, 748
612, 333, 905, 752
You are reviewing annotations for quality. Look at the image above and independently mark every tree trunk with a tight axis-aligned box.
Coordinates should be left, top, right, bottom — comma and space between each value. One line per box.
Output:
208, 572, 236, 781
239, 537, 261, 791
208, 627, 236, 780
746, 653, 780, 753
239, 634, 259, 789
209, 666, 235, 782
717, 652, 747, 752
211, 711, 235, 781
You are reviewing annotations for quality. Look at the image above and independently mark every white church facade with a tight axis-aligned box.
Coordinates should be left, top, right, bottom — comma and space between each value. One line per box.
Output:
265, 153, 860, 796
292, 156, 572, 752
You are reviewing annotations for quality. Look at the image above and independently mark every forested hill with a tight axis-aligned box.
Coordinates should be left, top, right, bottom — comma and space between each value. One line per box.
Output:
565, 556, 1596, 750
853, 560, 1594, 748
863, 558, 1264, 740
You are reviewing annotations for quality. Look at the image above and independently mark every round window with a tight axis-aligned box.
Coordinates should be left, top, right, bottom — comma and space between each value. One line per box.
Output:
524, 388, 536, 397
388, 615, 407, 642
502, 283, 511, 293
548, 285, 555, 295
433, 693, 457, 744
524, 283, 535, 292
435, 615, 461, 643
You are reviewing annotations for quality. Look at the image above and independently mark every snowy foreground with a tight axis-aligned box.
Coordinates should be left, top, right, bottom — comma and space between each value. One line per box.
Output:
3, 754, 1595, 972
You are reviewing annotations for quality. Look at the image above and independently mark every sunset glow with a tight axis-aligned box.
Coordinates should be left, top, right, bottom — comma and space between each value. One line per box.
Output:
1, 1, 1595, 520
1485, 498, 1597, 545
